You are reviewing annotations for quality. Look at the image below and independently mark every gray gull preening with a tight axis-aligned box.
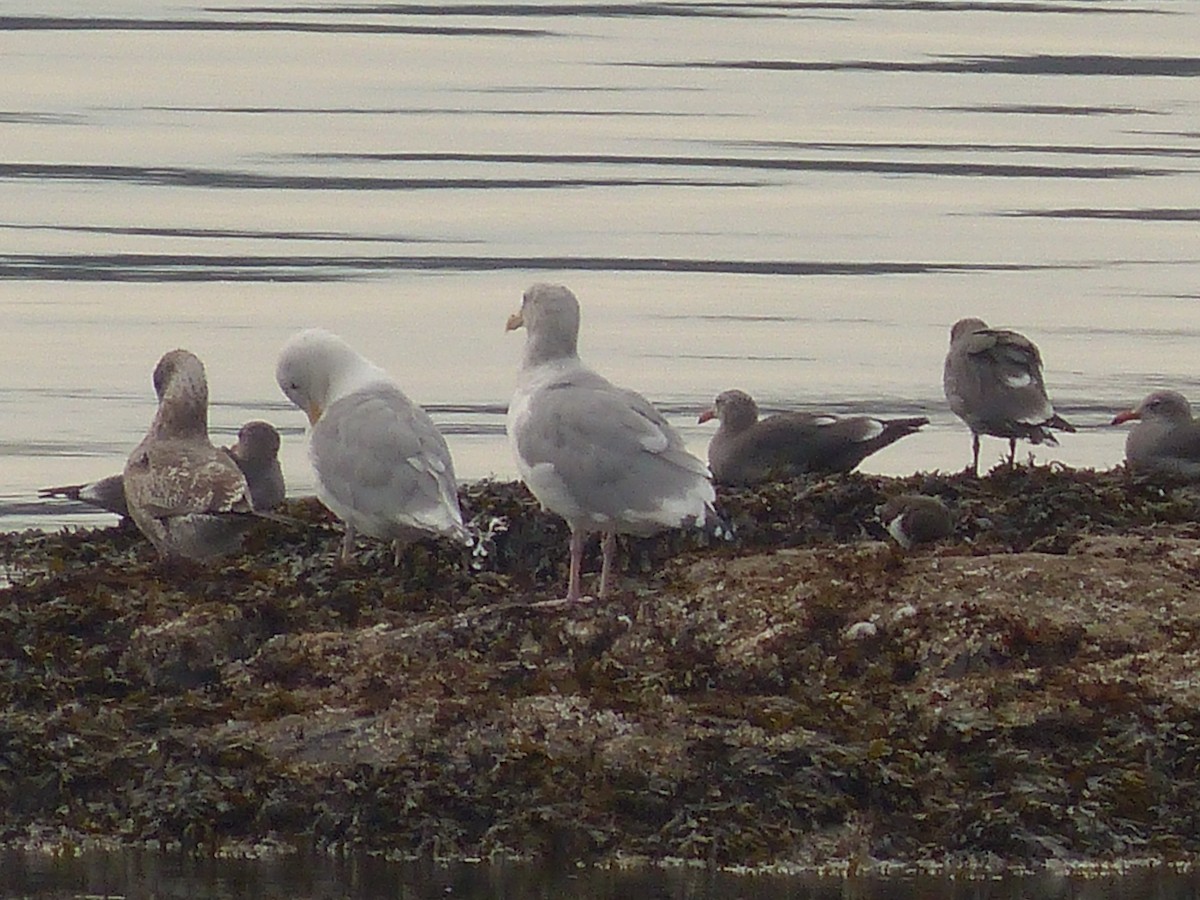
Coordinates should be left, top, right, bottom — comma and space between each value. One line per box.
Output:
943, 317, 1075, 475
41, 420, 286, 518
878, 494, 954, 549
1111, 390, 1200, 479
698, 389, 928, 486
506, 283, 714, 602
275, 328, 470, 565
122, 349, 257, 561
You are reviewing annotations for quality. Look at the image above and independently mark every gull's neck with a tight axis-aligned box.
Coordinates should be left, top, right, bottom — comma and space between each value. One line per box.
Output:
329, 356, 391, 403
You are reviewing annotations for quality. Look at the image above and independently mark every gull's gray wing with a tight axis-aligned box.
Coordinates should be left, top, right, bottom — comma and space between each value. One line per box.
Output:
513, 368, 712, 532
310, 384, 466, 542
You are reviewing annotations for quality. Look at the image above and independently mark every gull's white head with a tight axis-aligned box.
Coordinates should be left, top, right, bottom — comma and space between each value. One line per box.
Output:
276, 328, 382, 425
507, 283, 582, 368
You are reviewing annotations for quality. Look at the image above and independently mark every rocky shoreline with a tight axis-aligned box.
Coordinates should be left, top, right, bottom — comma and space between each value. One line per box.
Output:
3, 466, 1200, 870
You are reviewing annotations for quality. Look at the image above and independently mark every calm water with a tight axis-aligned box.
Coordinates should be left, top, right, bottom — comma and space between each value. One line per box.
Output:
1, 1, 1198, 533
1, 3, 1199, 889
2, 850, 1200, 900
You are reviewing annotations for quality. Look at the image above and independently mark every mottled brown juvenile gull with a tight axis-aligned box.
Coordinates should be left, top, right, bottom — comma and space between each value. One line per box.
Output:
1111, 390, 1200, 478
698, 389, 928, 486
878, 494, 954, 549
123, 349, 257, 561
943, 317, 1075, 475
275, 328, 470, 565
226, 420, 286, 510
40, 421, 286, 517
506, 283, 714, 603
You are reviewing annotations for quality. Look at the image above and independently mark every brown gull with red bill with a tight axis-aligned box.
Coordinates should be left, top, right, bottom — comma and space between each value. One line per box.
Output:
1111, 390, 1200, 479
698, 389, 927, 486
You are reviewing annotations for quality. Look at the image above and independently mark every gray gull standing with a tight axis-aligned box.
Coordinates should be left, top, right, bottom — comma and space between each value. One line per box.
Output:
122, 349, 257, 561
275, 328, 470, 565
1111, 390, 1200, 478
40, 420, 286, 517
506, 282, 715, 602
698, 389, 928, 485
943, 317, 1075, 475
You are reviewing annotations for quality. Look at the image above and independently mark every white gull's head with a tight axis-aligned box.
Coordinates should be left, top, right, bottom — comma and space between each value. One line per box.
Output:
276, 328, 387, 424
506, 282, 582, 368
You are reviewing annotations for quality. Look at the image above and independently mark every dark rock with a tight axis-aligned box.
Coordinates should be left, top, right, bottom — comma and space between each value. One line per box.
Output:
3, 467, 1200, 869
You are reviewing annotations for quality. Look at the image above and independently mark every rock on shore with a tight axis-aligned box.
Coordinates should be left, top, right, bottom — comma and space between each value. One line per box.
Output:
3, 465, 1200, 869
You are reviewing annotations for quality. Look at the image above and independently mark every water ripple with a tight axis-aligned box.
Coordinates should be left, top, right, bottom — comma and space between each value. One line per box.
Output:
1, 223, 457, 245
297, 152, 1173, 178
0, 163, 754, 190
929, 104, 1164, 116
232, 2, 801, 18
1006, 208, 1200, 221
733, 140, 1200, 159
660, 54, 1200, 77
0, 15, 549, 36
217, 2, 1158, 17
0, 254, 1080, 282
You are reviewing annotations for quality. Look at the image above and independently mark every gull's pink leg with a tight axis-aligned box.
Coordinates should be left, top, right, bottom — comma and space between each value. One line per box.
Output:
566, 529, 585, 601
598, 530, 617, 599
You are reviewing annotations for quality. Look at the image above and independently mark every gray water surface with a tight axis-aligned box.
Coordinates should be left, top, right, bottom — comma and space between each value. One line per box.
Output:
1, 1, 1197, 531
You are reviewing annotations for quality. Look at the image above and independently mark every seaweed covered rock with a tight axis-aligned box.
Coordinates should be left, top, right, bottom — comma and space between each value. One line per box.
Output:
3, 466, 1200, 868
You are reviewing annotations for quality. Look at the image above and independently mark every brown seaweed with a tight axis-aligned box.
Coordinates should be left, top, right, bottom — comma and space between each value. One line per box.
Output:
3, 465, 1200, 868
